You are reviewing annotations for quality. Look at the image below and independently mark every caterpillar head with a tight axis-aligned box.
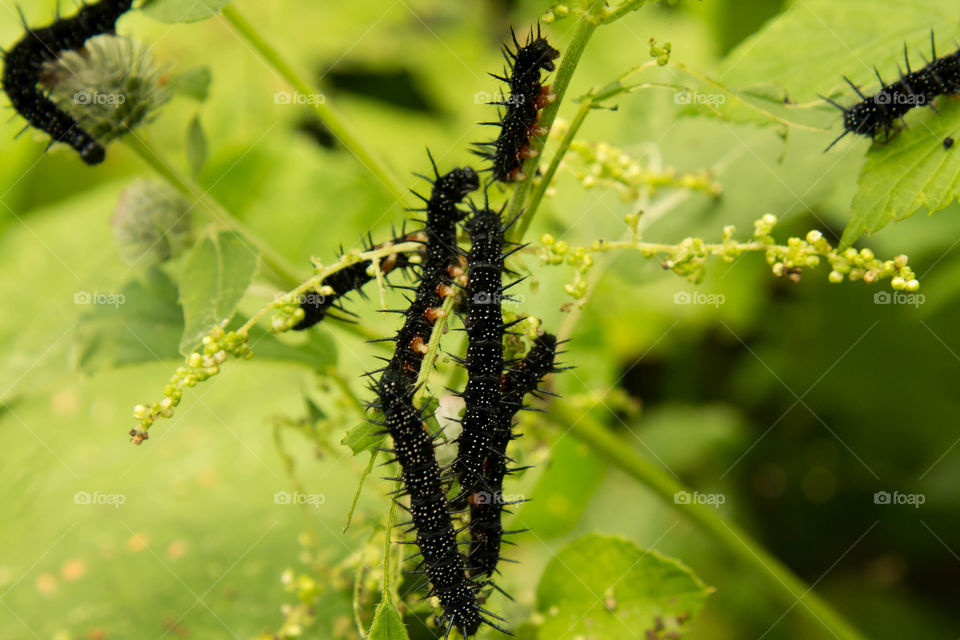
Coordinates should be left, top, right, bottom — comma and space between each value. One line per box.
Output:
526, 37, 560, 72
442, 166, 480, 201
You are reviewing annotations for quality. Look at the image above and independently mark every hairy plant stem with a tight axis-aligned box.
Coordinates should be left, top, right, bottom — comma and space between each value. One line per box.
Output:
220, 6, 408, 203
507, 0, 607, 243
123, 135, 304, 290
553, 403, 866, 640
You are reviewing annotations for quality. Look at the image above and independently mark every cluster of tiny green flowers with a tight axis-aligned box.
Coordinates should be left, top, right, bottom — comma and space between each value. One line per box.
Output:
751, 215, 918, 289
542, 2, 583, 22
564, 140, 723, 200
540, 234, 595, 301
130, 326, 250, 444
649, 38, 672, 66
539, 213, 918, 303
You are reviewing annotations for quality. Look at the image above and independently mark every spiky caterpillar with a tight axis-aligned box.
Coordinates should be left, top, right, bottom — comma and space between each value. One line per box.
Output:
474, 26, 559, 182
293, 230, 424, 330
453, 207, 507, 500
367, 160, 488, 636
387, 160, 479, 383
1, 0, 133, 164
375, 369, 485, 637
467, 332, 559, 580
823, 33, 960, 151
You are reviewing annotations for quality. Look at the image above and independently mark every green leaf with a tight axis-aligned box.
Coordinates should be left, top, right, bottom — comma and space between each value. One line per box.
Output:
342, 417, 383, 456
514, 437, 605, 538
239, 319, 338, 369
186, 114, 208, 180
368, 598, 409, 640
170, 67, 213, 102
74, 268, 183, 372
722, 0, 959, 102
178, 232, 259, 355
140, 0, 233, 23
841, 100, 960, 246
537, 535, 712, 639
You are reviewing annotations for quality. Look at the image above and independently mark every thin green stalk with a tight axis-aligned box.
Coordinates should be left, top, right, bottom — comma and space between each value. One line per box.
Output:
517, 97, 593, 241
602, 0, 657, 24
123, 135, 304, 290
220, 6, 408, 203
507, 0, 607, 243
555, 403, 866, 640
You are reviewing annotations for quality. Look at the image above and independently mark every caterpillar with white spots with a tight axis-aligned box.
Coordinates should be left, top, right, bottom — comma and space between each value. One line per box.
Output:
474, 26, 559, 182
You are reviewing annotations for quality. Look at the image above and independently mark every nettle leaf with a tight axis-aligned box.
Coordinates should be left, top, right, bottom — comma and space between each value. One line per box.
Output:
170, 67, 213, 102
722, 0, 959, 102
140, 0, 232, 23
343, 417, 382, 456
178, 232, 259, 355
368, 599, 409, 640
842, 100, 960, 245
240, 319, 337, 369
537, 535, 712, 639
722, 0, 960, 244
74, 268, 183, 372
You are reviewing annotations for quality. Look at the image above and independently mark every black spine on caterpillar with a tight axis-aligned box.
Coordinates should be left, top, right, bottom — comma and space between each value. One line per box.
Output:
1, 0, 133, 164
375, 368, 484, 638
387, 158, 479, 384
467, 333, 559, 580
473, 25, 559, 182
293, 229, 423, 330
823, 32, 960, 151
452, 206, 507, 501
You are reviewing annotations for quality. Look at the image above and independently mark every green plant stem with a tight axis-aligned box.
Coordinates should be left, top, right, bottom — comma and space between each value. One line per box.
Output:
602, 0, 657, 23
519, 97, 593, 241
555, 403, 866, 640
220, 5, 408, 203
123, 135, 304, 290
507, 0, 607, 243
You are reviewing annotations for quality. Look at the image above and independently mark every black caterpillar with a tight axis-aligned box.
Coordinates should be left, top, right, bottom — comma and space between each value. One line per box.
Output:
452, 206, 509, 502
1, 0, 133, 164
823, 32, 960, 151
293, 229, 424, 330
367, 160, 491, 637
467, 333, 559, 581
374, 368, 489, 638
383, 159, 478, 383
474, 26, 559, 182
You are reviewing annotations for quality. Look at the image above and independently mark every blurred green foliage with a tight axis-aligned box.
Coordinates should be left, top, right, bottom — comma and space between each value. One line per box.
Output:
1, 1, 959, 639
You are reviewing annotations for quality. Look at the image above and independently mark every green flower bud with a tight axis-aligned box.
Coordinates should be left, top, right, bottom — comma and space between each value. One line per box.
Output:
112, 180, 193, 267
43, 35, 172, 146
